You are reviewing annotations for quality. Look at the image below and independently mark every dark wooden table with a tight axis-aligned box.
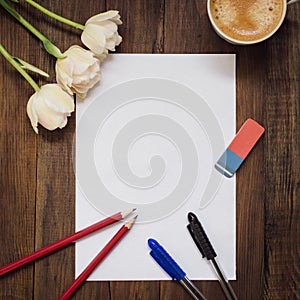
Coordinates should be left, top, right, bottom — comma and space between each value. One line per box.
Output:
1, 1, 299, 299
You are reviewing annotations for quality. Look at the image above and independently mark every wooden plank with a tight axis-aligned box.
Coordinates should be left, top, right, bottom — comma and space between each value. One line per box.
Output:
107, 0, 165, 54
264, 7, 300, 298
0, 3, 38, 299
110, 281, 160, 299
164, 0, 234, 53
234, 47, 267, 300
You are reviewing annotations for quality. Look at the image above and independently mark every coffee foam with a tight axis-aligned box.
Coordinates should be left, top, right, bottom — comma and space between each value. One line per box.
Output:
210, 0, 284, 41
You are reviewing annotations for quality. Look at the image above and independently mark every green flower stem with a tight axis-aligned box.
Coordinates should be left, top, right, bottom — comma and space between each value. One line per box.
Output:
0, 44, 40, 92
1, 0, 47, 42
26, 0, 85, 30
0, 0, 65, 58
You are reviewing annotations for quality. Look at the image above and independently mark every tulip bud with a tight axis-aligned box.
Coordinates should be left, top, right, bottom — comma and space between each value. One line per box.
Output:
81, 10, 122, 56
56, 45, 101, 98
27, 84, 74, 133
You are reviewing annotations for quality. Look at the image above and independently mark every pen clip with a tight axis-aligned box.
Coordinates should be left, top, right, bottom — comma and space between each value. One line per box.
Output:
187, 212, 216, 260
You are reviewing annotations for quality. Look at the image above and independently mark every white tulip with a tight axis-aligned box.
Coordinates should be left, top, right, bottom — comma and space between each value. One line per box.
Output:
27, 84, 74, 134
81, 10, 122, 56
56, 45, 101, 98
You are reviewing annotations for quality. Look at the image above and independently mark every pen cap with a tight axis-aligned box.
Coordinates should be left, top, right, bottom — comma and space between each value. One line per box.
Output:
148, 238, 186, 281
187, 212, 216, 260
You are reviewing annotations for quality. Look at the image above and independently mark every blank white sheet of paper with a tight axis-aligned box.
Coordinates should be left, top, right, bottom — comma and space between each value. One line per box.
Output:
76, 54, 236, 280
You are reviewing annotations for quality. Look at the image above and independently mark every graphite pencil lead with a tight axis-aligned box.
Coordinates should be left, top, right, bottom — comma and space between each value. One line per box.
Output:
125, 215, 138, 229
121, 208, 137, 219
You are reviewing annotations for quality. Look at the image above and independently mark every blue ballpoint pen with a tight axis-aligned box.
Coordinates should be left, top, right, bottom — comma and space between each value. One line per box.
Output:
148, 238, 206, 300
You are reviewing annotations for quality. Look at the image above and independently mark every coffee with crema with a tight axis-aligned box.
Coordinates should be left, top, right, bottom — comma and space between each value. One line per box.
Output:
210, 0, 285, 42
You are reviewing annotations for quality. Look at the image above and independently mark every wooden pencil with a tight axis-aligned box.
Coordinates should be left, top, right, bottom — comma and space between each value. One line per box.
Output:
0, 209, 135, 276
59, 216, 137, 300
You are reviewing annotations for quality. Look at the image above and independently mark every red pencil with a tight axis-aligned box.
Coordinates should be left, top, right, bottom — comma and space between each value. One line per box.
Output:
0, 209, 135, 276
59, 216, 137, 300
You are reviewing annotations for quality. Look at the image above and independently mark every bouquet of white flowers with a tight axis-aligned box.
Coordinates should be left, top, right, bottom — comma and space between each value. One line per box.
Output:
0, 0, 122, 133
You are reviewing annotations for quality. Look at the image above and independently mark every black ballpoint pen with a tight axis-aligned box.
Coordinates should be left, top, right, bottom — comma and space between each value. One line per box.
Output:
187, 212, 238, 300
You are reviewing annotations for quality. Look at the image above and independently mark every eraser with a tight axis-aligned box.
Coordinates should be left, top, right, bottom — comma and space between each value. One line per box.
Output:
215, 119, 264, 177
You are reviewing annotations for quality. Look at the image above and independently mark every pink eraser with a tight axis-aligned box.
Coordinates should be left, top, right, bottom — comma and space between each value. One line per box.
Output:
228, 119, 265, 159
215, 119, 264, 177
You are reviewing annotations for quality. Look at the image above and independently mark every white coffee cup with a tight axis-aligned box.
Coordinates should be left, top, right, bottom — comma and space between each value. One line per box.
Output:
207, 0, 299, 45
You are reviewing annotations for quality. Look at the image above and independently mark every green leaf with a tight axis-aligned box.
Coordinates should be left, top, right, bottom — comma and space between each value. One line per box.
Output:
43, 39, 66, 59
13, 57, 49, 77
0, 43, 40, 92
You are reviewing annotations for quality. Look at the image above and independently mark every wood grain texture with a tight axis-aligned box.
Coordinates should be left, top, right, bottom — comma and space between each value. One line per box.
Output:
0, 0, 299, 299
0, 4, 37, 300
264, 8, 300, 298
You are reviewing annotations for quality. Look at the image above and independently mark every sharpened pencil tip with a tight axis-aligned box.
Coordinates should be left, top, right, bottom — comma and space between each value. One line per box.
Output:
121, 208, 137, 219
126, 215, 138, 229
